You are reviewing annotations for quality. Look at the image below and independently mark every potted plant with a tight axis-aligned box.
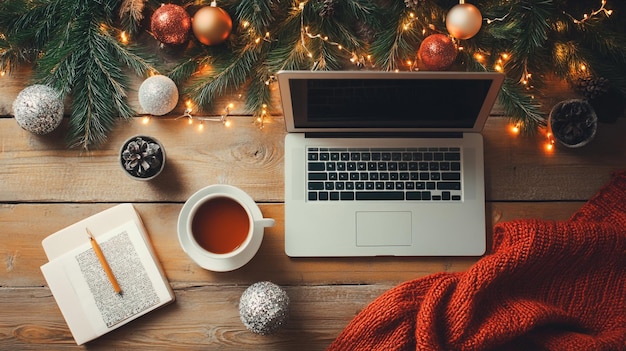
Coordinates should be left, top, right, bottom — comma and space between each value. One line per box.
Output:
120, 135, 166, 180
548, 99, 598, 148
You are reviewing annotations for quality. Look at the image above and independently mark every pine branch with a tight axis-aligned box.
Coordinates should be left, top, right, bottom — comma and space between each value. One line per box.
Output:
266, 6, 311, 72
118, 0, 146, 34
31, 0, 153, 149
369, 3, 431, 71
234, 0, 276, 32
498, 78, 546, 132
186, 44, 259, 111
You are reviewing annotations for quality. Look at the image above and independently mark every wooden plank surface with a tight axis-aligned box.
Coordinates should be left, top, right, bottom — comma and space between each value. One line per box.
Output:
0, 201, 591, 350
1, 65, 625, 349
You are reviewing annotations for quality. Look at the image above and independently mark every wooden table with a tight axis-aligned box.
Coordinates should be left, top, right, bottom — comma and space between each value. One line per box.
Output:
1, 67, 624, 350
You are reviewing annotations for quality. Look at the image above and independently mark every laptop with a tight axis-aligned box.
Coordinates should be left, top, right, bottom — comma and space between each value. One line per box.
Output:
278, 70, 505, 257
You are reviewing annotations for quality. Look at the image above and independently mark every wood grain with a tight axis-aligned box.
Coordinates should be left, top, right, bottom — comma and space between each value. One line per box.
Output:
1, 60, 624, 350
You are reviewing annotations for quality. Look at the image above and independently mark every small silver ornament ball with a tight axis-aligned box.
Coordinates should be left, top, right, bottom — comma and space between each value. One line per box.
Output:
239, 281, 290, 335
138, 75, 179, 116
12, 84, 64, 135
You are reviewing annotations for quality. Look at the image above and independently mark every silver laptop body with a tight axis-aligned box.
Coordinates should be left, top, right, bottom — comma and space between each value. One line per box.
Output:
279, 70, 505, 257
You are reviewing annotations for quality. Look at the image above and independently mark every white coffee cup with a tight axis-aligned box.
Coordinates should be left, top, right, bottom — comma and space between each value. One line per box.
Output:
177, 184, 274, 272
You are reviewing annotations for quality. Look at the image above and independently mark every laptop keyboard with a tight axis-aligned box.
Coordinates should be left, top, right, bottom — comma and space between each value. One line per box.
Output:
307, 147, 462, 201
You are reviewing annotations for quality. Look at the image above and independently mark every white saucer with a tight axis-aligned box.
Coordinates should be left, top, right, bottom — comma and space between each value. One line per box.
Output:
177, 184, 265, 272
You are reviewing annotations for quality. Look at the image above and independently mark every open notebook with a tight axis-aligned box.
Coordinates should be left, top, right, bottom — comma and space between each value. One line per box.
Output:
40, 204, 174, 345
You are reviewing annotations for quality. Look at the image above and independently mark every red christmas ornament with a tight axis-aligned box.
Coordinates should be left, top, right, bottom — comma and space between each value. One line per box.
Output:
151, 4, 192, 46
417, 34, 458, 71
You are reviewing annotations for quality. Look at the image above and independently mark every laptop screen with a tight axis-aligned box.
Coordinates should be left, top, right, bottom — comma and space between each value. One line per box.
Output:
289, 78, 494, 129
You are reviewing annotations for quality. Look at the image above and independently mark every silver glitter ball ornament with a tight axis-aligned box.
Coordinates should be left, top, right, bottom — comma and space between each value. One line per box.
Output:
138, 75, 179, 116
239, 281, 290, 335
13, 84, 64, 135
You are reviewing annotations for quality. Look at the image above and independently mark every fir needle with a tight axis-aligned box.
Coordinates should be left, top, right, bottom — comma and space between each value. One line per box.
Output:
86, 228, 122, 295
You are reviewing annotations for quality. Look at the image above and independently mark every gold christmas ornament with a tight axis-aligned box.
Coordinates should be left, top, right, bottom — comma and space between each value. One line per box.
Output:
446, 1, 482, 40
192, 4, 233, 46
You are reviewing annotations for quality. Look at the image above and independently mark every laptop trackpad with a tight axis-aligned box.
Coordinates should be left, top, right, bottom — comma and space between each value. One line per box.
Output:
356, 211, 412, 246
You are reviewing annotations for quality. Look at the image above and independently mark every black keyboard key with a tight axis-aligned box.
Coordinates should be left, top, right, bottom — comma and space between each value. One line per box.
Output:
330, 192, 340, 200
319, 192, 329, 200
308, 173, 327, 180
308, 162, 325, 171
356, 191, 404, 200
308, 182, 324, 190
445, 152, 461, 161
437, 182, 461, 190
442, 191, 451, 200
308, 153, 318, 160
308, 192, 318, 200
320, 153, 329, 161
406, 191, 421, 200
442, 172, 461, 180
451, 162, 461, 171
341, 192, 355, 200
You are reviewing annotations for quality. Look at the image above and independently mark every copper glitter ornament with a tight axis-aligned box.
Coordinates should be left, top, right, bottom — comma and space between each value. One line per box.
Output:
192, 5, 233, 46
446, 1, 482, 40
151, 4, 191, 46
418, 34, 458, 71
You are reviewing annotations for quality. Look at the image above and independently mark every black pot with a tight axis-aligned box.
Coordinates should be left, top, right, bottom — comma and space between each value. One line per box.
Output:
549, 99, 597, 148
119, 135, 166, 180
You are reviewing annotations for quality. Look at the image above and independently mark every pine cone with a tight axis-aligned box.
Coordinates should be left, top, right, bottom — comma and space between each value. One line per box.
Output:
549, 99, 597, 147
404, 0, 426, 9
575, 76, 610, 100
355, 20, 376, 44
319, 0, 336, 18
121, 136, 163, 178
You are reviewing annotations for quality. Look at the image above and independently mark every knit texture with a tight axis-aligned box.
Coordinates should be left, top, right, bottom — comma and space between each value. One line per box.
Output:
327, 171, 626, 351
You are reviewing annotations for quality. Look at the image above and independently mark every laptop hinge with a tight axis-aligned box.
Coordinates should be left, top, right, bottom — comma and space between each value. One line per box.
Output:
304, 132, 464, 139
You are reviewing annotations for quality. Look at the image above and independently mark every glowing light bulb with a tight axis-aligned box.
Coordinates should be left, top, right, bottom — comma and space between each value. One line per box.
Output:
120, 31, 129, 44
142, 116, 150, 124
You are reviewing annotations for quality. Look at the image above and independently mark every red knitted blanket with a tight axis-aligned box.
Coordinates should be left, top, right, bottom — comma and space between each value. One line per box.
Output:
327, 171, 626, 351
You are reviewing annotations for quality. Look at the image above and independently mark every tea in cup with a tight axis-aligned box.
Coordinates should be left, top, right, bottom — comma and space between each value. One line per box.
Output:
178, 185, 274, 272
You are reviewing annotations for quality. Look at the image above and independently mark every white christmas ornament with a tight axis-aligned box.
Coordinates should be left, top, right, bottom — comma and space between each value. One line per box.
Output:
13, 84, 64, 135
446, 1, 483, 40
138, 75, 179, 116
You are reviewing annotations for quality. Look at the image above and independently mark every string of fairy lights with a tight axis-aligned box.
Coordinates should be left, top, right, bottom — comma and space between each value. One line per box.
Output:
1, 0, 615, 153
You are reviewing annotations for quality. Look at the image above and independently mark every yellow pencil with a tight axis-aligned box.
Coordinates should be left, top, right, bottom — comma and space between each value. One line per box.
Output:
86, 228, 122, 294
